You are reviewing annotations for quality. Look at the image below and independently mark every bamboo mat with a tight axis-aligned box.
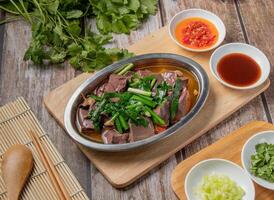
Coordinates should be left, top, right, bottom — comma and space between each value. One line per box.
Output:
0, 97, 89, 200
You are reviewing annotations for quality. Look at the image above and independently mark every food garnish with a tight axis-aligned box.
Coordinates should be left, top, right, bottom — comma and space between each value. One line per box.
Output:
195, 174, 245, 200
250, 142, 274, 182
175, 17, 218, 49
77, 64, 197, 144
0, 0, 157, 72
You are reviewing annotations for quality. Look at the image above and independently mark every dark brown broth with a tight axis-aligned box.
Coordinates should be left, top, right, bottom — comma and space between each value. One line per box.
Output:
217, 53, 261, 87
79, 65, 199, 143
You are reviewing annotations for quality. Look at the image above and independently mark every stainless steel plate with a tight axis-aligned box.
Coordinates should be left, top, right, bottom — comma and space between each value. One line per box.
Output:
64, 53, 209, 152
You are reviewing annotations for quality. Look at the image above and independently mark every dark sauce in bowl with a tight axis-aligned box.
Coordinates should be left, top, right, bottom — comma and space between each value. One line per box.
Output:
217, 53, 261, 87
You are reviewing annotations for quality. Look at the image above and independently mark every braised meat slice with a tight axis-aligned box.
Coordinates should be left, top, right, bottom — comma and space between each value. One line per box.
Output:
79, 96, 96, 109
101, 129, 129, 144
154, 100, 170, 126
136, 69, 152, 77
129, 118, 155, 142
94, 82, 107, 96
162, 70, 184, 86
104, 74, 128, 93
162, 71, 178, 86
77, 108, 94, 132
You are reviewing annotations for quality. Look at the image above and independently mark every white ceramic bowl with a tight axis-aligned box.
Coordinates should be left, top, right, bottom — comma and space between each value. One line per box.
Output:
241, 131, 274, 190
210, 43, 270, 89
185, 158, 255, 200
169, 9, 226, 52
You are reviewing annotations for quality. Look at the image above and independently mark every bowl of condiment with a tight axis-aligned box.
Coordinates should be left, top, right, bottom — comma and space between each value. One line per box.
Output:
210, 43, 270, 90
169, 9, 226, 52
185, 159, 255, 200
241, 131, 274, 190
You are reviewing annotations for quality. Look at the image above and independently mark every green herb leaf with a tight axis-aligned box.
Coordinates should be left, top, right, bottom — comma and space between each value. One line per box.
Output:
66, 10, 83, 19
251, 142, 274, 182
0, 0, 156, 72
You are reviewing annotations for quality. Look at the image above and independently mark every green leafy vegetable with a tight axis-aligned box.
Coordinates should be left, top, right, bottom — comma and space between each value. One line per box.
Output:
154, 81, 170, 104
115, 117, 123, 133
86, 69, 171, 132
251, 142, 274, 182
144, 106, 165, 125
129, 74, 155, 91
117, 63, 134, 75
91, 0, 157, 34
131, 94, 156, 107
0, 0, 157, 72
195, 174, 245, 200
128, 87, 152, 96
170, 79, 182, 121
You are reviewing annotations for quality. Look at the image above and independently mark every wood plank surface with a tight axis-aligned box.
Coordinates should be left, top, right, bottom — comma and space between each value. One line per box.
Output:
171, 121, 274, 200
43, 25, 270, 188
0, 0, 273, 199
236, 0, 274, 123
0, 19, 92, 197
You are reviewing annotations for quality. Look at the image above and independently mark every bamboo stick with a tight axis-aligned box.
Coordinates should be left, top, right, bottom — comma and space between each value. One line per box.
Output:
28, 130, 71, 200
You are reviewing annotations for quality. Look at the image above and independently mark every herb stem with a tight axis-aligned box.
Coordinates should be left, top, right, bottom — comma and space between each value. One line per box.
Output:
144, 107, 165, 126
32, 0, 45, 24
150, 78, 156, 88
126, 102, 142, 109
117, 63, 134, 75
19, 0, 32, 24
131, 95, 156, 107
9, 0, 30, 23
92, 99, 106, 118
119, 115, 129, 130
115, 118, 123, 133
128, 88, 151, 96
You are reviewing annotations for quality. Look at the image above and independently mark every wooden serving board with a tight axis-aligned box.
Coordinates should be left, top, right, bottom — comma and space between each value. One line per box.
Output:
171, 121, 274, 200
44, 26, 270, 188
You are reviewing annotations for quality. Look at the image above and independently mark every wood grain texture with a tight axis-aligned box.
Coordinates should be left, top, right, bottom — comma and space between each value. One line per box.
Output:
159, 0, 268, 172
235, 0, 274, 122
0, 0, 273, 199
84, 8, 165, 200
43, 25, 270, 188
171, 121, 274, 200
0, 19, 92, 198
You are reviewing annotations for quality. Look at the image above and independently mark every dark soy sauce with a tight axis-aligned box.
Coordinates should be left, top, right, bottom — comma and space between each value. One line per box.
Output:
217, 53, 261, 87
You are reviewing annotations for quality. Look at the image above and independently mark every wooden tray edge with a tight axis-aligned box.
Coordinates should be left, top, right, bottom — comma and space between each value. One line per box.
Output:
170, 120, 274, 199
42, 70, 270, 189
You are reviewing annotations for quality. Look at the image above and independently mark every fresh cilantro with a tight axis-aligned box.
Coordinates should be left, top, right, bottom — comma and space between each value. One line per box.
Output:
0, 0, 157, 72
251, 142, 274, 182
91, 0, 157, 34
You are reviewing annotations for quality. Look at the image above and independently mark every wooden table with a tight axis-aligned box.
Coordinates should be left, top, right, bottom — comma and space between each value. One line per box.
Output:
0, 1, 273, 199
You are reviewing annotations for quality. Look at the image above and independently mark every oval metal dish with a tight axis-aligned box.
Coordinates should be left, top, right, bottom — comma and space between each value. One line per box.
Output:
64, 53, 209, 152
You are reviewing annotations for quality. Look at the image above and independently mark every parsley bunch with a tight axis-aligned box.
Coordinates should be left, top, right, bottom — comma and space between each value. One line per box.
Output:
0, 0, 157, 72
251, 142, 274, 182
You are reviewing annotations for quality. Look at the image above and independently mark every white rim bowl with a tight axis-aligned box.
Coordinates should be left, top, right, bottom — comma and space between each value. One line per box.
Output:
185, 158, 255, 200
241, 130, 274, 190
169, 8, 226, 52
210, 43, 270, 90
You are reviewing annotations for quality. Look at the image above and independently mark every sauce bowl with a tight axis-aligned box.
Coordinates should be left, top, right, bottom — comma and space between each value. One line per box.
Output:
64, 53, 209, 152
185, 159, 255, 200
241, 131, 274, 190
169, 9, 226, 52
210, 43, 270, 90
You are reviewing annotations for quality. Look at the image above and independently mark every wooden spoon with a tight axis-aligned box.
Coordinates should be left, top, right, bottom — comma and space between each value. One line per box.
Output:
2, 144, 34, 200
